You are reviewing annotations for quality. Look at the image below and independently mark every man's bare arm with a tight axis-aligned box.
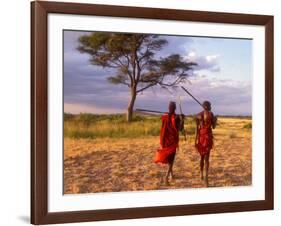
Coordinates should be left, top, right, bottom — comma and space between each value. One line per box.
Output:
176, 115, 185, 131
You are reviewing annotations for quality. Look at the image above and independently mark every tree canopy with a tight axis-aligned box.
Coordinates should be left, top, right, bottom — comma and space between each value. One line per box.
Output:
78, 32, 197, 121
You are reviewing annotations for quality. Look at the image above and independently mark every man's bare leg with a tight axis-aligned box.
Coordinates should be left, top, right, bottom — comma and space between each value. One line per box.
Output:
204, 152, 210, 186
165, 153, 176, 185
200, 156, 204, 180
165, 164, 172, 185
169, 159, 175, 179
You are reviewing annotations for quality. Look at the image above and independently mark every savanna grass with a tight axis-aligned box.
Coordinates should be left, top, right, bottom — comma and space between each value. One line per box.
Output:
64, 113, 197, 139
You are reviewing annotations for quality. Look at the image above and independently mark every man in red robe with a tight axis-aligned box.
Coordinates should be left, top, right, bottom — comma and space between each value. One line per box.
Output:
154, 101, 184, 185
195, 101, 217, 185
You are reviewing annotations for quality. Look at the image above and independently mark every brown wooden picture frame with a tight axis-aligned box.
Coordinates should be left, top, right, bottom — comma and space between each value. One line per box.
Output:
31, 1, 274, 225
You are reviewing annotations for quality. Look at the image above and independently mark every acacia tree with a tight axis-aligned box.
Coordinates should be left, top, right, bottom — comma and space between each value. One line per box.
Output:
78, 32, 196, 122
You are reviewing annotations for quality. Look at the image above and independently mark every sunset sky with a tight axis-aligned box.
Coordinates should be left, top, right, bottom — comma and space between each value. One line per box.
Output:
64, 30, 252, 116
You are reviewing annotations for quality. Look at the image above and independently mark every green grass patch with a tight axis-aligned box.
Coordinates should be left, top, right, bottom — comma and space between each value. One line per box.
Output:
64, 113, 196, 139
243, 122, 252, 129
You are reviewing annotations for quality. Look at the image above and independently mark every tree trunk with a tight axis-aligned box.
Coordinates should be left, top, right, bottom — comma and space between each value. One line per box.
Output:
126, 89, 137, 122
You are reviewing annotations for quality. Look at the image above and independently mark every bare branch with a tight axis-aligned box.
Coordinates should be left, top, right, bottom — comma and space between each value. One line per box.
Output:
136, 82, 157, 93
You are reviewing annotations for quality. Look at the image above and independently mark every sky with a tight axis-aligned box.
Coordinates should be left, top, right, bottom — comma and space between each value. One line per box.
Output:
64, 30, 252, 116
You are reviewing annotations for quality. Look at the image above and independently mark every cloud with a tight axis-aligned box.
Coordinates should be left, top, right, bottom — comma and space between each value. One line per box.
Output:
64, 103, 125, 114
157, 35, 194, 57
178, 77, 252, 115
132, 76, 252, 116
64, 76, 252, 116
185, 51, 221, 72
63, 31, 251, 116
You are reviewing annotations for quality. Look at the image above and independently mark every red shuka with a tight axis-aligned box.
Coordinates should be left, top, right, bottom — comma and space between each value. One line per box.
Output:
196, 111, 214, 156
154, 114, 179, 164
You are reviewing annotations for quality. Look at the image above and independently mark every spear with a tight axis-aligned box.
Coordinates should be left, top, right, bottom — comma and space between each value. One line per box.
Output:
181, 86, 204, 109
135, 109, 167, 114
135, 108, 187, 116
181, 86, 202, 146
178, 96, 187, 141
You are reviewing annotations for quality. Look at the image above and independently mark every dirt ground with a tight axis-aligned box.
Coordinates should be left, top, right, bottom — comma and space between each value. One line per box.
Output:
64, 117, 252, 194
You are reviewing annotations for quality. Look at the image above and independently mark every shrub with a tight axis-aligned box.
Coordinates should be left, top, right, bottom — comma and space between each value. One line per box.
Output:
243, 122, 252, 129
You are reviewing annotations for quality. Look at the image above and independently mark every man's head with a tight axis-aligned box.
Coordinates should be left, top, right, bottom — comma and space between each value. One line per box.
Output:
203, 101, 211, 111
168, 101, 176, 114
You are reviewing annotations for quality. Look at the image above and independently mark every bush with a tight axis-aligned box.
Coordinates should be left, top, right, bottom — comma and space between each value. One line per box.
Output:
64, 113, 74, 121
243, 122, 252, 129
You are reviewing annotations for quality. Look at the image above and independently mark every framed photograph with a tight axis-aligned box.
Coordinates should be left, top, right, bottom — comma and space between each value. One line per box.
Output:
31, 1, 274, 224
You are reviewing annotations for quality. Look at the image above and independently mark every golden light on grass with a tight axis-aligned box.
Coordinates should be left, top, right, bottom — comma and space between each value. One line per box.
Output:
63, 115, 252, 194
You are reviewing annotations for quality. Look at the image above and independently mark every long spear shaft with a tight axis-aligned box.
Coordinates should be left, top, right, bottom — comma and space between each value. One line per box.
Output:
181, 86, 204, 109
135, 109, 167, 114
136, 108, 187, 116
178, 96, 187, 141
